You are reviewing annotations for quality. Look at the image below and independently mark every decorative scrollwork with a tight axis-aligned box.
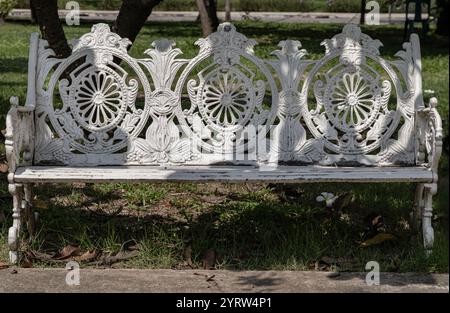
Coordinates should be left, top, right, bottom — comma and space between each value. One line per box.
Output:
30, 22, 437, 167
127, 39, 194, 164
299, 24, 412, 161
177, 22, 277, 157
72, 23, 131, 53
196, 68, 262, 131
195, 22, 257, 56
308, 66, 393, 155
321, 23, 383, 66
67, 68, 136, 131
326, 72, 381, 132
35, 23, 150, 163
416, 97, 443, 172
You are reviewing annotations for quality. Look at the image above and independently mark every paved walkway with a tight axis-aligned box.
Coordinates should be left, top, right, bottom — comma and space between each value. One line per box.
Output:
0, 268, 448, 293
8, 9, 409, 25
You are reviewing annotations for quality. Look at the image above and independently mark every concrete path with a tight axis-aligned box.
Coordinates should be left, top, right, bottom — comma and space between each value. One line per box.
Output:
0, 268, 448, 293
7, 9, 411, 25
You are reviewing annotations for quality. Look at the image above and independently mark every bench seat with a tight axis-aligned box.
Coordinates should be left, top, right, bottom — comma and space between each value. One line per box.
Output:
14, 166, 434, 183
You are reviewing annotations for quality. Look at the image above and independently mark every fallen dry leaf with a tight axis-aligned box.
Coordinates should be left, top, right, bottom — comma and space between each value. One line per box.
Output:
27, 250, 81, 264
0, 163, 8, 173
73, 250, 98, 262
53, 244, 81, 260
0, 262, 9, 270
372, 215, 383, 226
332, 192, 354, 212
32, 198, 48, 209
360, 233, 397, 247
313, 260, 329, 271
363, 213, 387, 239
94, 250, 139, 266
27, 250, 57, 262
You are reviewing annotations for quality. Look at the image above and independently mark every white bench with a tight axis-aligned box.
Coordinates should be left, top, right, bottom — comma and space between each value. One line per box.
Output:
5, 23, 442, 263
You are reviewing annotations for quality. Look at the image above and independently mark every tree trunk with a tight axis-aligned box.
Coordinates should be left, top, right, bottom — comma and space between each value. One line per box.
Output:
436, 0, 449, 36
207, 0, 220, 28
224, 0, 231, 22
30, 0, 163, 59
360, 0, 366, 25
30, 0, 72, 58
196, 0, 219, 37
112, 0, 164, 46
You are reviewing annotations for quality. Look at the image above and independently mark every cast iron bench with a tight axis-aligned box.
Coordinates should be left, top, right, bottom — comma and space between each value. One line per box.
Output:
5, 23, 442, 263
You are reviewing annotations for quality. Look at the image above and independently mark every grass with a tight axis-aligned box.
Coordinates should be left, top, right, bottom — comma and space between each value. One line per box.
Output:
0, 20, 448, 272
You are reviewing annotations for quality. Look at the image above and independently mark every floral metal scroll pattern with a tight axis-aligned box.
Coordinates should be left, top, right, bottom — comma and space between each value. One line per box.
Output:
179, 23, 276, 156
34, 23, 418, 166
35, 24, 150, 163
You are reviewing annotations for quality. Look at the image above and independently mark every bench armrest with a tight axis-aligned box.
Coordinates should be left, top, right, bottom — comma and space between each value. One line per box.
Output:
416, 97, 443, 179
5, 96, 35, 178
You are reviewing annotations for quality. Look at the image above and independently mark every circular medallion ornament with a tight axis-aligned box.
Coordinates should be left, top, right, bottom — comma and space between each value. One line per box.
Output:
197, 68, 255, 132
69, 67, 128, 132
324, 71, 381, 133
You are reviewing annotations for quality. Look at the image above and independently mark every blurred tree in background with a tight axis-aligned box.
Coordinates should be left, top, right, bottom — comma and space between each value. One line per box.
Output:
0, 0, 17, 24
436, 0, 449, 35
196, 0, 219, 36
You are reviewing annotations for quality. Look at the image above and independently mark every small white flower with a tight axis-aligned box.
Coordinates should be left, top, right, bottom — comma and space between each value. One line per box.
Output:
316, 192, 338, 208
424, 89, 435, 95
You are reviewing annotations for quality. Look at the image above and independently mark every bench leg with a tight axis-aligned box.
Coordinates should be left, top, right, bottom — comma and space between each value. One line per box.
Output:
422, 183, 436, 255
412, 183, 436, 255
23, 183, 36, 238
8, 183, 23, 264
411, 183, 425, 231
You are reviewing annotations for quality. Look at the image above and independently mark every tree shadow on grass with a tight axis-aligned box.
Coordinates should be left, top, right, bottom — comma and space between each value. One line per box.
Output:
10, 180, 445, 275
0, 57, 29, 75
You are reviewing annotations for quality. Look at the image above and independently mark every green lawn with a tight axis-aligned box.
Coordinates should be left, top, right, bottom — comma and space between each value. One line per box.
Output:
0, 20, 448, 272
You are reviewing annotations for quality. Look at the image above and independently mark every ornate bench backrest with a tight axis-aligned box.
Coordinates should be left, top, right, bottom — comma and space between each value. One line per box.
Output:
32, 23, 424, 166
